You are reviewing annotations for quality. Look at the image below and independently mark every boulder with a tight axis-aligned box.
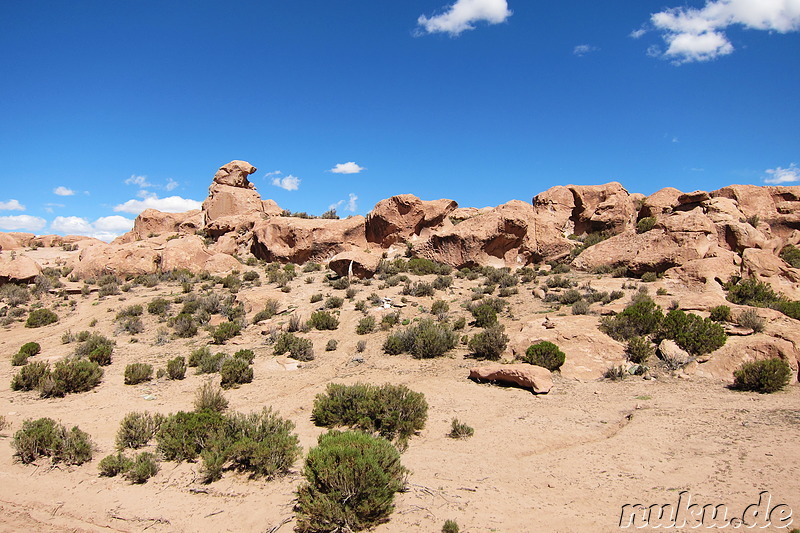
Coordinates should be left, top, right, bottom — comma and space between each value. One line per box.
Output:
0, 254, 42, 283
640, 187, 683, 217
711, 185, 800, 238
0, 233, 22, 250
71, 242, 161, 278
365, 194, 457, 247
469, 364, 553, 394
657, 339, 692, 367
251, 216, 367, 264
203, 253, 242, 275
212, 160, 257, 189
741, 248, 800, 299
328, 250, 382, 279
115, 208, 202, 244
532, 182, 638, 236
160, 235, 213, 274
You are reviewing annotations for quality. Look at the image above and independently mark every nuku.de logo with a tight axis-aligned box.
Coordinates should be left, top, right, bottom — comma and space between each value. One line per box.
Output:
619, 491, 793, 529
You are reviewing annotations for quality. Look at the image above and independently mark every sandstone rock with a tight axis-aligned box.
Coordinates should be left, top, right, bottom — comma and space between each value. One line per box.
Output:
532, 182, 638, 236
203, 185, 269, 235
251, 216, 367, 264
212, 160, 257, 189
677, 190, 710, 205
160, 235, 212, 274
365, 194, 457, 247
0, 254, 42, 283
115, 208, 202, 244
328, 250, 382, 279
6, 233, 36, 247
469, 364, 553, 394
658, 339, 692, 367
203, 253, 242, 275
711, 185, 800, 238
640, 187, 683, 217
0, 233, 22, 250
741, 248, 800, 299
663, 253, 741, 290
72, 242, 161, 278
212, 233, 240, 256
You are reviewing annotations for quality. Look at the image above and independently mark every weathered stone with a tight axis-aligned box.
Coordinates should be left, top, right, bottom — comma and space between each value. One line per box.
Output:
365, 194, 457, 247
251, 216, 367, 264
469, 364, 553, 394
328, 250, 382, 279
0, 254, 42, 283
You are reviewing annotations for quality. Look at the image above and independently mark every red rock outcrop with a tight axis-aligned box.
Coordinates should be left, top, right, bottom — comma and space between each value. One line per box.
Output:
365, 194, 457, 247
115, 209, 202, 244
711, 185, 800, 238
72, 242, 161, 278
328, 250, 383, 279
251, 216, 367, 264
469, 364, 553, 394
0, 254, 42, 283
532, 182, 639, 236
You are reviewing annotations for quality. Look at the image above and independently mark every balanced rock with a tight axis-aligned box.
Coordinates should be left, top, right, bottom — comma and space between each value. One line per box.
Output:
328, 250, 382, 279
469, 364, 553, 394
212, 160, 257, 189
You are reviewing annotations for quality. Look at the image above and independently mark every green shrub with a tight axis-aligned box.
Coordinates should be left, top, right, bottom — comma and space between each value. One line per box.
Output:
40, 358, 103, 397
636, 217, 657, 233
25, 308, 58, 328
273, 332, 315, 361
116, 411, 164, 449
124, 363, 153, 385
468, 325, 509, 360
11, 361, 50, 391
725, 278, 780, 307
658, 310, 727, 355
308, 311, 339, 331
147, 297, 170, 315
194, 381, 229, 413
470, 304, 497, 327
197, 351, 226, 374
604, 365, 628, 381
383, 319, 457, 359
380, 311, 400, 330
571, 299, 590, 315
447, 418, 474, 439
356, 315, 376, 335
172, 313, 198, 337
709, 305, 731, 322
780, 244, 800, 268
98, 451, 134, 477
625, 336, 654, 364
433, 275, 453, 290
295, 430, 408, 533
310, 293, 323, 303
19, 342, 41, 358
13, 418, 93, 465
166, 356, 187, 380
243, 270, 260, 282
331, 277, 350, 290
125, 452, 160, 484
220, 408, 301, 480
156, 410, 227, 462
407, 257, 451, 276
88, 344, 113, 366
325, 339, 338, 351
210, 321, 241, 344
733, 358, 792, 393
442, 520, 460, 533
220, 357, 253, 389
188, 346, 210, 367
772, 300, 800, 320
524, 341, 566, 371
312, 383, 428, 445
325, 296, 344, 309
641, 272, 658, 283
233, 349, 255, 364
75, 332, 115, 363
431, 300, 449, 316
116, 304, 143, 320
11, 351, 29, 366
599, 296, 664, 341
737, 308, 766, 333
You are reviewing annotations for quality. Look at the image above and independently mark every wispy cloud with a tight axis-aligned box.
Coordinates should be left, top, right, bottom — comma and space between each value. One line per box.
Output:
417, 0, 512, 36
0, 215, 47, 231
271, 174, 301, 191
165, 178, 179, 192
573, 44, 599, 56
113, 193, 202, 215
644, 0, 800, 64
0, 199, 25, 211
764, 163, 800, 184
125, 174, 152, 188
53, 186, 75, 196
51, 215, 134, 242
329, 162, 365, 174
329, 193, 359, 213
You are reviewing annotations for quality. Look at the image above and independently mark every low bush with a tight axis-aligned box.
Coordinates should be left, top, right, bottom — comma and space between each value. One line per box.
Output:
13, 417, 93, 465
780, 244, 800, 268
447, 418, 474, 439
172, 313, 198, 337
356, 315, 376, 335
470, 304, 497, 327
273, 332, 315, 361
10, 361, 50, 391
197, 351, 226, 374
210, 321, 241, 344
658, 309, 727, 355
116, 304, 143, 320
310, 293, 323, 303
325, 339, 338, 351
75, 332, 115, 365
19, 342, 41, 358
233, 349, 255, 364
636, 217, 657, 233
383, 319, 457, 359
732, 358, 792, 393
147, 297, 170, 316
39, 358, 103, 397
523, 341, 566, 371
709, 305, 731, 322
308, 310, 339, 331
625, 336, 654, 364
194, 381, 229, 413
125, 452, 160, 484
116, 411, 164, 449
442, 520, 460, 533
312, 382, 428, 445
11, 351, 29, 366
604, 365, 627, 381
468, 325, 509, 360
725, 278, 780, 307
599, 295, 663, 341
295, 430, 408, 533
325, 296, 344, 309
641, 272, 658, 283
166, 356, 186, 380
407, 257, 451, 276
402, 281, 435, 297
737, 308, 766, 333
25, 308, 58, 328
98, 451, 134, 477
220, 357, 253, 389
571, 299, 590, 315
124, 363, 153, 385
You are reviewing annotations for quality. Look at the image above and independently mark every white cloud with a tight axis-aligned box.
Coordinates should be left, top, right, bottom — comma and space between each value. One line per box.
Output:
0, 199, 25, 211
53, 186, 76, 196
125, 174, 152, 187
0, 215, 47, 231
165, 178, 179, 192
272, 175, 301, 191
573, 44, 598, 56
648, 0, 800, 63
264, 170, 282, 178
51, 215, 135, 242
329, 193, 359, 213
630, 28, 647, 39
113, 194, 202, 215
417, 0, 512, 36
329, 162, 365, 174
764, 163, 800, 184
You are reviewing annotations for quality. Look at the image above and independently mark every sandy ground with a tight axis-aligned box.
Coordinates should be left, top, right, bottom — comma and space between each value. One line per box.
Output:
0, 254, 798, 532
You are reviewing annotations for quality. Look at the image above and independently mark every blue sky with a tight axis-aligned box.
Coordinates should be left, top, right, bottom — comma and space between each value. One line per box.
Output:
1, 0, 798, 240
